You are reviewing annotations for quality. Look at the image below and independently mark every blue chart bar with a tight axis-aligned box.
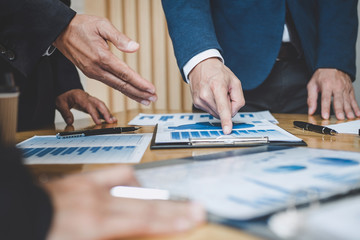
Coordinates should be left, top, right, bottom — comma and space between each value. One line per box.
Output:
171, 132, 180, 140
200, 114, 214, 120
180, 115, 194, 121
77, 147, 90, 155
160, 116, 174, 122
21, 145, 137, 159
61, 147, 78, 155
191, 132, 200, 138
170, 129, 284, 140
210, 131, 220, 136
181, 132, 190, 139
140, 116, 154, 120
51, 147, 67, 156
200, 131, 210, 137
36, 147, 56, 157
24, 148, 44, 158
90, 147, 100, 153
240, 113, 254, 118
102, 146, 112, 151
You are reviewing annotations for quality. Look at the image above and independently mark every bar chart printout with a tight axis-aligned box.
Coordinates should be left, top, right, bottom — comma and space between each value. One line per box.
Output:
17, 134, 152, 164
155, 120, 302, 144
128, 111, 278, 126
136, 147, 360, 220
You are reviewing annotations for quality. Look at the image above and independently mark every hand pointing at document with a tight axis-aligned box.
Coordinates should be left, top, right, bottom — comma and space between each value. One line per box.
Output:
189, 58, 245, 134
54, 14, 157, 106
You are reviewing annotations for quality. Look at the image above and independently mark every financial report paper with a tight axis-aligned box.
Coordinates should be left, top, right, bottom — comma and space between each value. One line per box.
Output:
155, 120, 302, 144
136, 147, 360, 220
17, 134, 152, 164
128, 111, 278, 125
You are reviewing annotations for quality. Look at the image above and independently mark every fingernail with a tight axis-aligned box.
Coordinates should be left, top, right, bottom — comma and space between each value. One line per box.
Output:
223, 126, 231, 135
338, 113, 344, 120
141, 100, 150, 106
127, 41, 139, 51
148, 96, 157, 102
323, 113, 329, 119
190, 202, 205, 223
147, 88, 155, 94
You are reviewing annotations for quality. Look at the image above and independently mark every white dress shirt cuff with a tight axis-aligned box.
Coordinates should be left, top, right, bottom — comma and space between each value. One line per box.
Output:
183, 49, 224, 83
42, 45, 57, 56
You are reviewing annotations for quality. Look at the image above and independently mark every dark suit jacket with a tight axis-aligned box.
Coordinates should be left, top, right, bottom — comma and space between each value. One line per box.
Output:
0, 1, 78, 239
162, 0, 358, 90
0, 0, 82, 131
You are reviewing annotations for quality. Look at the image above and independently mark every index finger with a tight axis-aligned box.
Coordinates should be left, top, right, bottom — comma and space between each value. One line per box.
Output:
103, 54, 156, 95
321, 88, 332, 120
213, 86, 233, 134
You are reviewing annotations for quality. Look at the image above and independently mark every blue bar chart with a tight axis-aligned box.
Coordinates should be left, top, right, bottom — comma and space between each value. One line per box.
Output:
17, 134, 152, 164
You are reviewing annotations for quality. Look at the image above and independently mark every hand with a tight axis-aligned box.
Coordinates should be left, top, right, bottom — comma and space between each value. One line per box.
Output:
307, 68, 360, 120
53, 14, 157, 106
44, 166, 205, 240
189, 58, 245, 134
56, 89, 117, 125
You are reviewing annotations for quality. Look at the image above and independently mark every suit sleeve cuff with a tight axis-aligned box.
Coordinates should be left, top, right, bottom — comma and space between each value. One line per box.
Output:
183, 49, 224, 83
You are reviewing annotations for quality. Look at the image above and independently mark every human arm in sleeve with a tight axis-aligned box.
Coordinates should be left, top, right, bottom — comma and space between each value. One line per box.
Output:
307, 0, 360, 120
162, 0, 244, 134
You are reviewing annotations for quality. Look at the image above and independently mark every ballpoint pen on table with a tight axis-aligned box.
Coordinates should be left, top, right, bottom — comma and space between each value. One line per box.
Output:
56, 126, 141, 139
293, 121, 337, 135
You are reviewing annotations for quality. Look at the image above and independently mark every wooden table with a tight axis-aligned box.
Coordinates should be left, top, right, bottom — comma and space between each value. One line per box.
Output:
16, 110, 360, 240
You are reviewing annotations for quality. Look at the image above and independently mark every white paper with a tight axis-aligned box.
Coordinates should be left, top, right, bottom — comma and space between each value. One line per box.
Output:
327, 120, 360, 134
128, 111, 278, 125
17, 134, 152, 164
135, 147, 360, 220
155, 120, 302, 143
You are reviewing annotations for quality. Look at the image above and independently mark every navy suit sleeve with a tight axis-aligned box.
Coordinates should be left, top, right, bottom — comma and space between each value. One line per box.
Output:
0, 0, 76, 77
162, 0, 222, 79
0, 145, 53, 240
315, 0, 358, 80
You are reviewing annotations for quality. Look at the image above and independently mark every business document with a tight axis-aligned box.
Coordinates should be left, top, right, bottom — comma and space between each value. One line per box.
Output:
155, 120, 302, 144
136, 147, 360, 220
17, 134, 152, 164
128, 111, 278, 125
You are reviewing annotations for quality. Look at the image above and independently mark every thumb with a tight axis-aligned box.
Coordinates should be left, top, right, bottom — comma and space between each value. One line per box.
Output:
99, 20, 139, 53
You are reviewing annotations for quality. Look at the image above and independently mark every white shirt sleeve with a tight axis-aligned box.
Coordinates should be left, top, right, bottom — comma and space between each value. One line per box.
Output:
183, 49, 224, 83
42, 45, 57, 56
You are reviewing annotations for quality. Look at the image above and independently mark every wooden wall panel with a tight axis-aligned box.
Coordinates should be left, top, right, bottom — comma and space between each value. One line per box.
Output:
84, 0, 190, 113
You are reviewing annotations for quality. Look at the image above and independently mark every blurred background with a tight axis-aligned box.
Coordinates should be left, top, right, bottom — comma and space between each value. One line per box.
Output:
56, 0, 360, 122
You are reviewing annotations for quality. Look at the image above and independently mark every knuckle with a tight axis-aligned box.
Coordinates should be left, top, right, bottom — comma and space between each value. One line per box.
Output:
198, 92, 210, 102
116, 80, 129, 93
118, 69, 130, 82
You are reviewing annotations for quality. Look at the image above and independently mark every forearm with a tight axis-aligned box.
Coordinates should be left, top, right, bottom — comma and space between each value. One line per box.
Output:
316, 0, 358, 80
0, 0, 75, 76
162, 0, 222, 79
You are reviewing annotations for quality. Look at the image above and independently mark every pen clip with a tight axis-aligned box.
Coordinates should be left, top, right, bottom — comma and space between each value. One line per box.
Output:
189, 136, 269, 146
56, 133, 85, 139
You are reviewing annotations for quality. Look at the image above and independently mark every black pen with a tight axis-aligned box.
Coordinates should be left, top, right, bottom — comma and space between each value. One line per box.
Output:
56, 127, 141, 139
293, 121, 337, 135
